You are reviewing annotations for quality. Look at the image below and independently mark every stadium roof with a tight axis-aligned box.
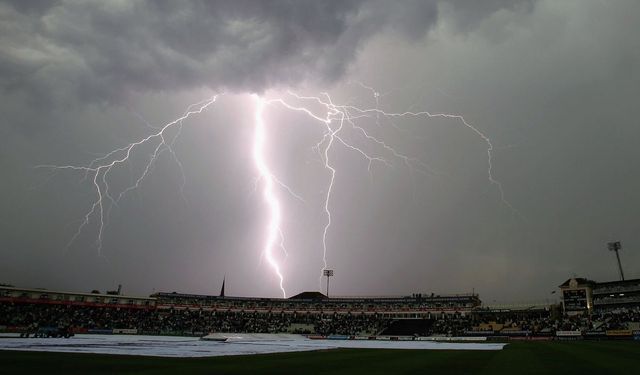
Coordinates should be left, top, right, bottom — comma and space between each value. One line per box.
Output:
288, 291, 328, 300
559, 277, 640, 288
558, 278, 596, 288
594, 278, 640, 287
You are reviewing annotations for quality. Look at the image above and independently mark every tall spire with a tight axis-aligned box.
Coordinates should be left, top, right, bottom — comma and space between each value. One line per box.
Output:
219, 275, 225, 297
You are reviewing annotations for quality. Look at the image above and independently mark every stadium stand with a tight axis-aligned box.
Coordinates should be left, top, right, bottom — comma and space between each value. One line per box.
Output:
2, 282, 640, 339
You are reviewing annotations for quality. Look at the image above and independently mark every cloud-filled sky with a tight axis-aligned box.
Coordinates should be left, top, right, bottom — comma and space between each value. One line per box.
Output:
1, 0, 639, 303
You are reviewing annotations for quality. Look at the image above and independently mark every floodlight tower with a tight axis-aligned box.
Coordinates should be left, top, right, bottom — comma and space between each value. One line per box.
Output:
607, 241, 625, 281
323, 269, 334, 298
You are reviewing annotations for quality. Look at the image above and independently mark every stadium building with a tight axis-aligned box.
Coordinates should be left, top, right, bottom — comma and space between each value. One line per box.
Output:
151, 290, 481, 318
559, 277, 640, 315
0, 284, 480, 317
0, 284, 482, 337
2, 279, 638, 339
0, 285, 155, 308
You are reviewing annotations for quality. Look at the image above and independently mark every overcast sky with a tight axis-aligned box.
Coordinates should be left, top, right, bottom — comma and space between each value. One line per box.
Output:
1, 0, 639, 303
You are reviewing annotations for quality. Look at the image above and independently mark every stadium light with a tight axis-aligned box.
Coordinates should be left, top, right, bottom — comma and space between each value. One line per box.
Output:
607, 241, 625, 281
323, 269, 334, 297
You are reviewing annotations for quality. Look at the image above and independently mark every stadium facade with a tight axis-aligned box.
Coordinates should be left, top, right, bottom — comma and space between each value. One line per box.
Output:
4, 275, 640, 317
559, 277, 640, 315
2, 277, 639, 339
0, 285, 480, 317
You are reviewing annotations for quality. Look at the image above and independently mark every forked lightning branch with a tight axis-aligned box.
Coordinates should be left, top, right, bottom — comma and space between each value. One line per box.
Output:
39, 87, 514, 298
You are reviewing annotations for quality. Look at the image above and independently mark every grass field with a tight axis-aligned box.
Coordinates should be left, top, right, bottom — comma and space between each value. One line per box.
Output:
1, 341, 639, 374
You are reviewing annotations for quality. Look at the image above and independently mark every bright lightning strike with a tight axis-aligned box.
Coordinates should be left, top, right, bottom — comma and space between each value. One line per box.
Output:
264, 88, 519, 290
252, 96, 287, 297
41, 84, 517, 298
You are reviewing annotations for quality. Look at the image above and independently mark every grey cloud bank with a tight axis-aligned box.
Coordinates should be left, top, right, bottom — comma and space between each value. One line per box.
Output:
0, 0, 531, 107
1, 0, 639, 303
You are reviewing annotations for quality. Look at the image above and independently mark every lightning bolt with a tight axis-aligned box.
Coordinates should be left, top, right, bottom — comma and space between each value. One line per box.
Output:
252, 96, 287, 297
37, 95, 222, 256
41, 84, 516, 298
264, 87, 519, 291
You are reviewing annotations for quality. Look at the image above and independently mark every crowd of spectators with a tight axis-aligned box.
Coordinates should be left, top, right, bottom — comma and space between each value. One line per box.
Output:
591, 307, 640, 330
0, 303, 388, 336
313, 314, 389, 336
1, 302, 639, 336
428, 307, 640, 336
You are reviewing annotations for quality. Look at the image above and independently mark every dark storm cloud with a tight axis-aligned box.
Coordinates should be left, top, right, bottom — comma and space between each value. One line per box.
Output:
0, 0, 532, 108
442, 0, 535, 31
8, 0, 639, 303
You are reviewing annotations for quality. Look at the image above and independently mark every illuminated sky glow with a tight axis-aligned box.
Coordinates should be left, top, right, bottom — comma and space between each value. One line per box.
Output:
1, 1, 639, 301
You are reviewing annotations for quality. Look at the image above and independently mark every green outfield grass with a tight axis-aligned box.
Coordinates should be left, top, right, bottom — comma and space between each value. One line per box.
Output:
1, 341, 639, 375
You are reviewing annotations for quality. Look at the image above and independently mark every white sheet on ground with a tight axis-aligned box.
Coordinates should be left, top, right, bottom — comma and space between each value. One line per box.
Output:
0, 334, 506, 357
